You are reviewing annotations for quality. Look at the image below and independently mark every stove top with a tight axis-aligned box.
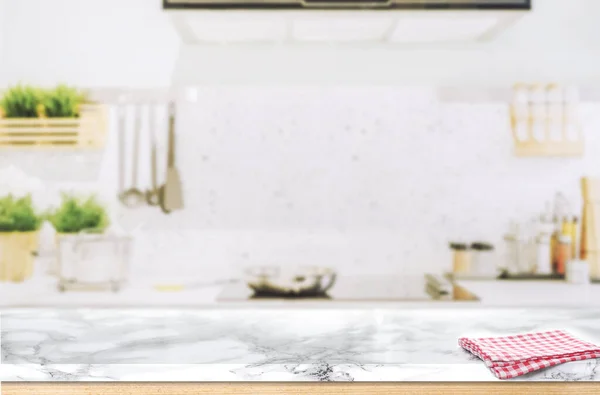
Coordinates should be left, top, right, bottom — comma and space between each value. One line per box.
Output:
217, 275, 479, 302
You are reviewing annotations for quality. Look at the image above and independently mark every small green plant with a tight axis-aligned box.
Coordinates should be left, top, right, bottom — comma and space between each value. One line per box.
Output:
0, 85, 44, 118
0, 84, 87, 118
47, 193, 109, 234
43, 84, 87, 118
0, 195, 43, 232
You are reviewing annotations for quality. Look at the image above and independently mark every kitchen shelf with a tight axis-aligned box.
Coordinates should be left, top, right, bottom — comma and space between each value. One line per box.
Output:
513, 140, 584, 157
0, 104, 108, 150
71, 86, 600, 105
437, 87, 600, 103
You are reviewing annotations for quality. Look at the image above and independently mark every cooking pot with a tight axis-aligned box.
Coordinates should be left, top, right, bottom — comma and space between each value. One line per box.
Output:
244, 265, 337, 297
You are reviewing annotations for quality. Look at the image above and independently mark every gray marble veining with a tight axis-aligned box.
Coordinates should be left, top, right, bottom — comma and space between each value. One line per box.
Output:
1, 308, 600, 382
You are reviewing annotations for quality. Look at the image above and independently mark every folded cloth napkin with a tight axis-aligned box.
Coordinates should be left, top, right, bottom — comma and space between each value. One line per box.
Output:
459, 330, 600, 379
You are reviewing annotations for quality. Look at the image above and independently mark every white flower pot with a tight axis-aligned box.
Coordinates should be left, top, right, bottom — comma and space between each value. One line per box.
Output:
56, 232, 133, 292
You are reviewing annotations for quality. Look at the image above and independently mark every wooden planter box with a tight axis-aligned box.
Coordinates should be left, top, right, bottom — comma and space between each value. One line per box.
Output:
0, 104, 108, 149
0, 231, 39, 282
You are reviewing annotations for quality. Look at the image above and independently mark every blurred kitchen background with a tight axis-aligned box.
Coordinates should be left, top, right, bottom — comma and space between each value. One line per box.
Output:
2, 0, 600, 305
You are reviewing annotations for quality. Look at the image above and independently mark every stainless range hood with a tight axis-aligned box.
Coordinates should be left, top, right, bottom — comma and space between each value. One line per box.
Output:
164, 0, 531, 44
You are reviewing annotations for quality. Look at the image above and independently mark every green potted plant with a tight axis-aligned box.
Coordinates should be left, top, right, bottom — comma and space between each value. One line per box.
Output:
42, 84, 87, 118
0, 194, 43, 282
0, 84, 44, 118
47, 193, 109, 235
0, 83, 104, 148
46, 193, 129, 291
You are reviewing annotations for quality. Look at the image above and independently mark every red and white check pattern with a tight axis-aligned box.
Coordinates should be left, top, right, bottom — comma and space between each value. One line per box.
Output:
459, 330, 600, 379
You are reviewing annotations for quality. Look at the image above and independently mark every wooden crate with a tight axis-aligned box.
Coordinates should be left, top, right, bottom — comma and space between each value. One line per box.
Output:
0, 104, 107, 149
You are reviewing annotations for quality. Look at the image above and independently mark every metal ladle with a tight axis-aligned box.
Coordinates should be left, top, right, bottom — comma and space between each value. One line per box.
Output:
120, 104, 145, 208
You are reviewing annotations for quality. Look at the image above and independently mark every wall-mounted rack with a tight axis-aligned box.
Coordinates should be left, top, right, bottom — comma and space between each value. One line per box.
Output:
439, 85, 594, 158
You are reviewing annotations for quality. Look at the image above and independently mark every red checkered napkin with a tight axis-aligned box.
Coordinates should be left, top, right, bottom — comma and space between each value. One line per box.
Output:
459, 330, 600, 379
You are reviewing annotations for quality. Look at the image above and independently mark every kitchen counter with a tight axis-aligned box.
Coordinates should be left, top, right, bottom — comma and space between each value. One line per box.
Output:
3, 275, 600, 308
2, 308, 599, 382
456, 279, 600, 306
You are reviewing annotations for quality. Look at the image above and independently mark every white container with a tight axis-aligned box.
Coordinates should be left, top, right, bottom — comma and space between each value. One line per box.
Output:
566, 259, 590, 284
535, 234, 552, 274
56, 232, 133, 292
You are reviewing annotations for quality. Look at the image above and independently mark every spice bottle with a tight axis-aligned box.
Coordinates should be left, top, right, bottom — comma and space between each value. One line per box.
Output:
571, 216, 579, 259
561, 216, 570, 238
551, 216, 560, 272
556, 235, 572, 275
450, 243, 471, 275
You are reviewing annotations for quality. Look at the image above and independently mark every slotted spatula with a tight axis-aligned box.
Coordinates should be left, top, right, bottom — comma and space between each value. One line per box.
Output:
160, 101, 184, 213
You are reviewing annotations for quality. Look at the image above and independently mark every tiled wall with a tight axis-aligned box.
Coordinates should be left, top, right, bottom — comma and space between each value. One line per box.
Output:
2, 86, 599, 281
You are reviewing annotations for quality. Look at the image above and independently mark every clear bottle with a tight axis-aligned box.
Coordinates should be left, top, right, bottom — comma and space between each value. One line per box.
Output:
504, 223, 529, 274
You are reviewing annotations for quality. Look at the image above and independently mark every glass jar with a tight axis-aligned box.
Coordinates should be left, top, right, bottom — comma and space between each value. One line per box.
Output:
470, 242, 495, 277
504, 233, 531, 274
450, 242, 471, 275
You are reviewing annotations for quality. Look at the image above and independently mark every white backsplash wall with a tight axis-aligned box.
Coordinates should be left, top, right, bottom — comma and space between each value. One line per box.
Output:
2, 86, 600, 281
124, 86, 600, 280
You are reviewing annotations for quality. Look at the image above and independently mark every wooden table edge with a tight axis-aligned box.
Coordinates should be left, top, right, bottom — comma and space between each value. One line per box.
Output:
3, 382, 600, 395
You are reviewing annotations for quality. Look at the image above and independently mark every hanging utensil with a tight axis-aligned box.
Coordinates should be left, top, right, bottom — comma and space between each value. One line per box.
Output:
160, 101, 184, 213
158, 102, 170, 214
117, 104, 128, 204
146, 103, 160, 206
120, 104, 145, 208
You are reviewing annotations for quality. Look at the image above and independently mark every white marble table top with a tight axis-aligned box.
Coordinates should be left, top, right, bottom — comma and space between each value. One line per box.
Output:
1, 308, 599, 382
